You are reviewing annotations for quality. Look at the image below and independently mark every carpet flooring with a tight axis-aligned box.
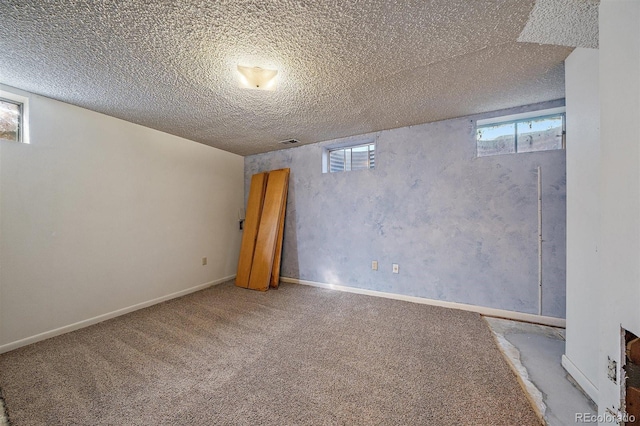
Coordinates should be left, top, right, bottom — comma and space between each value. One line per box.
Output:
0, 281, 541, 425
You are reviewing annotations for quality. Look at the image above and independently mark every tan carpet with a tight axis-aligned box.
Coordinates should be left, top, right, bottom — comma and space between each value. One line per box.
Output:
0, 281, 541, 425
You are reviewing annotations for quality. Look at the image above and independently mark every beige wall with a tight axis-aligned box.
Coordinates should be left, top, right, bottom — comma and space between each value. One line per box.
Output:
0, 85, 244, 351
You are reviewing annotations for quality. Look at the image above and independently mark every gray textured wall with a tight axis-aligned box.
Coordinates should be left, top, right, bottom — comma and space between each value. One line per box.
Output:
245, 100, 566, 318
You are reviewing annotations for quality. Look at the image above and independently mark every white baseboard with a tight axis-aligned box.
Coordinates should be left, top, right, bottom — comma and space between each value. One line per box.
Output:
562, 354, 599, 403
281, 277, 566, 328
0, 275, 235, 354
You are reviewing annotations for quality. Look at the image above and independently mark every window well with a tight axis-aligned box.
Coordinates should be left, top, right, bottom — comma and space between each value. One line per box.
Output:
324, 142, 375, 173
476, 107, 565, 157
0, 89, 29, 144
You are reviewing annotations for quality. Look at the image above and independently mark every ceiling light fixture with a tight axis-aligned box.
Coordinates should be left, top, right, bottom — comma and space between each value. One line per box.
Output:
237, 65, 278, 91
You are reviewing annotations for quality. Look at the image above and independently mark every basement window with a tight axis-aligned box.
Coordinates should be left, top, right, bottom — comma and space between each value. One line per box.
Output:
0, 90, 29, 144
476, 107, 565, 157
323, 142, 375, 173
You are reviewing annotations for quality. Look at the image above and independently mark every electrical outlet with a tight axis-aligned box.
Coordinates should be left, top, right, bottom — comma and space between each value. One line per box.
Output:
372, 260, 378, 271
202, 257, 207, 266
392, 263, 399, 274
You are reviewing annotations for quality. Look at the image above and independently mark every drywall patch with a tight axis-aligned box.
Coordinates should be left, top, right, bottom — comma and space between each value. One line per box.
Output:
518, 0, 599, 48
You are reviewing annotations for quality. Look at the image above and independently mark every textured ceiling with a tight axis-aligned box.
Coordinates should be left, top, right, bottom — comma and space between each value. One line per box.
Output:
518, 0, 599, 48
0, 1, 582, 156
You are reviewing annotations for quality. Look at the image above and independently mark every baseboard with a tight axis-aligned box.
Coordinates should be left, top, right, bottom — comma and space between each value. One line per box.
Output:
0, 275, 236, 355
281, 277, 566, 328
562, 354, 599, 403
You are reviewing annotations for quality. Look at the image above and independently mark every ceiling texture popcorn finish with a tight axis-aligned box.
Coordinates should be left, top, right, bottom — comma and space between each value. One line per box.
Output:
518, 0, 600, 48
0, 0, 591, 156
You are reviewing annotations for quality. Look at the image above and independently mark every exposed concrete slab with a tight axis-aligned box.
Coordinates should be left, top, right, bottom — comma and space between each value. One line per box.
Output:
0, 396, 8, 426
486, 317, 597, 425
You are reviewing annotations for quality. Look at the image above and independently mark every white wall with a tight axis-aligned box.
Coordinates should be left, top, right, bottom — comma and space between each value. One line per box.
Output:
597, 0, 640, 422
563, 48, 600, 403
0, 85, 244, 352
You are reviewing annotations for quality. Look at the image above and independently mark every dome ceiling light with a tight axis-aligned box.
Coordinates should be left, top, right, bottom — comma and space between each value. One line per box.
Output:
237, 65, 278, 91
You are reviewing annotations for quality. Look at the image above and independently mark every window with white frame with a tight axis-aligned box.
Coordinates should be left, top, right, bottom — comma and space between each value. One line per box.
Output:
476, 107, 565, 157
323, 142, 375, 173
0, 89, 29, 144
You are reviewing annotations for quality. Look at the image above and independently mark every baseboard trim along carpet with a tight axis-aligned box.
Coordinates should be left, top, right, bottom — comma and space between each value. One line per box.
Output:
281, 277, 566, 328
0, 275, 236, 355
561, 354, 599, 403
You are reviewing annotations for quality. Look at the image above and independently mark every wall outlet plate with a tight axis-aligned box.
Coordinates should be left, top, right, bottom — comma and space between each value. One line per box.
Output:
392, 263, 399, 274
372, 260, 378, 271
202, 257, 207, 266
